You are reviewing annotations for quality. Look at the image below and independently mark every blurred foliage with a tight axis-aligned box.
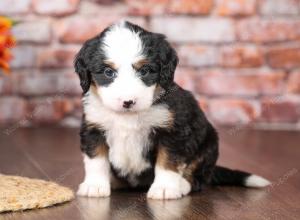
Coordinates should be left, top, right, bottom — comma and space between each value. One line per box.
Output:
0, 16, 16, 74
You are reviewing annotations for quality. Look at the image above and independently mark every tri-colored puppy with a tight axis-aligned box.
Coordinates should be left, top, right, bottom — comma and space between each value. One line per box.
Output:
75, 21, 270, 199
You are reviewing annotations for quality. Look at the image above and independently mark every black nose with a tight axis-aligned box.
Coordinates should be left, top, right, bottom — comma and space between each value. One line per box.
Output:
123, 100, 135, 109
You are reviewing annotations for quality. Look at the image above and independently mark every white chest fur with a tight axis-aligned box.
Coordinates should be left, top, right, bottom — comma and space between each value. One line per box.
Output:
83, 91, 172, 177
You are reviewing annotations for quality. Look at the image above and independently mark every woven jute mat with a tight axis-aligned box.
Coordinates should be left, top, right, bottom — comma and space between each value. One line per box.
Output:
0, 174, 74, 213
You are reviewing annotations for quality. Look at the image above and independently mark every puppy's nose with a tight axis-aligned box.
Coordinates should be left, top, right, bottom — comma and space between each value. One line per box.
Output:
123, 100, 135, 109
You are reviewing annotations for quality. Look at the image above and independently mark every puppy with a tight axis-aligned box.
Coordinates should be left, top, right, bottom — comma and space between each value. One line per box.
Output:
75, 21, 270, 200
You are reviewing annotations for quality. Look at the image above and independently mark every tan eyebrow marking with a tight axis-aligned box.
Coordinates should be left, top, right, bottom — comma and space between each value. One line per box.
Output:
132, 59, 149, 70
103, 60, 118, 70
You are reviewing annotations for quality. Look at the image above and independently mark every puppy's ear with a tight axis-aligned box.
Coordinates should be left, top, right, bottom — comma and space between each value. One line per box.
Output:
158, 38, 178, 89
74, 42, 92, 94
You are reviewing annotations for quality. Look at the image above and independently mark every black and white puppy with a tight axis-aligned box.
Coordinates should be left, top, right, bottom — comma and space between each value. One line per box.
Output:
74, 21, 270, 200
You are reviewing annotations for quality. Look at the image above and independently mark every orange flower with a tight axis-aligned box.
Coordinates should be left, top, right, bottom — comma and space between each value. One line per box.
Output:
0, 16, 15, 74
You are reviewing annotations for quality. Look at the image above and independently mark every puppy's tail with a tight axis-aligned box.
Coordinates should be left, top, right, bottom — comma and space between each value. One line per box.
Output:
211, 166, 271, 188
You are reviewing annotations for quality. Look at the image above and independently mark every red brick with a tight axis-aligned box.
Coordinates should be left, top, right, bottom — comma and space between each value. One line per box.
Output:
18, 73, 60, 96
0, 0, 31, 15
18, 71, 81, 96
125, 0, 168, 15
0, 76, 13, 95
168, 0, 213, 15
150, 18, 235, 43
10, 46, 37, 68
216, 0, 256, 16
220, 45, 264, 67
0, 97, 27, 124
208, 99, 259, 125
56, 16, 121, 43
37, 46, 79, 68
287, 71, 300, 94
59, 97, 82, 126
89, 0, 115, 4
27, 98, 76, 124
177, 45, 219, 67
126, 0, 213, 15
174, 68, 197, 92
259, 0, 299, 15
12, 21, 52, 44
236, 19, 300, 43
58, 72, 82, 96
260, 97, 300, 123
266, 46, 300, 69
33, 0, 80, 16
79, 0, 126, 15
195, 69, 286, 97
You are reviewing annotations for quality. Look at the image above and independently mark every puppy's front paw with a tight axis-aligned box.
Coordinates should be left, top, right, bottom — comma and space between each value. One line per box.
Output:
147, 185, 182, 200
77, 181, 111, 197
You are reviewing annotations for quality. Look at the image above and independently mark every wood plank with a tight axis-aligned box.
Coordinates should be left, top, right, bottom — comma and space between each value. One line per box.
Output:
0, 127, 299, 220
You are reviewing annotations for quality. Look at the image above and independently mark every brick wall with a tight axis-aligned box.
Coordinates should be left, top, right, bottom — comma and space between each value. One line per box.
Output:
1, 0, 300, 130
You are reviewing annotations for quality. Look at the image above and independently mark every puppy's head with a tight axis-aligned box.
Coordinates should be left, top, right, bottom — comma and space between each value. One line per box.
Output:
74, 21, 178, 112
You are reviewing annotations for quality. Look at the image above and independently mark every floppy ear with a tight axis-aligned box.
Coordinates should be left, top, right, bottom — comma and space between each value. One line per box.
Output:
74, 45, 92, 94
159, 40, 178, 89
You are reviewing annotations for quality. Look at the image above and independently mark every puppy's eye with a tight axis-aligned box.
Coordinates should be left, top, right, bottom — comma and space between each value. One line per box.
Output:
139, 66, 150, 77
104, 67, 116, 78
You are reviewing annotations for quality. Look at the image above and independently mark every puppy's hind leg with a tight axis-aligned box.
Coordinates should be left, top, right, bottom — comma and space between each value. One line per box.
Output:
147, 147, 192, 200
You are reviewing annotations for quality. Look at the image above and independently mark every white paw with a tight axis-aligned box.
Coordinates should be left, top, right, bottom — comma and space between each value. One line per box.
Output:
147, 168, 192, 200
180, 178, 192, 196
147, 185, 183, 200
77, 181, 111, 197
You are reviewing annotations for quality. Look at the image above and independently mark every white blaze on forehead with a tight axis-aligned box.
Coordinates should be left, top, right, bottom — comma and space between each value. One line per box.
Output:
102, 22, 144, 65
96, 22, 156, 112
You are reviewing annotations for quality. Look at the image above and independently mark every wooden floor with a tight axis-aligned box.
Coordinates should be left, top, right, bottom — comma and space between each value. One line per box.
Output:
0, 127, 299, 220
